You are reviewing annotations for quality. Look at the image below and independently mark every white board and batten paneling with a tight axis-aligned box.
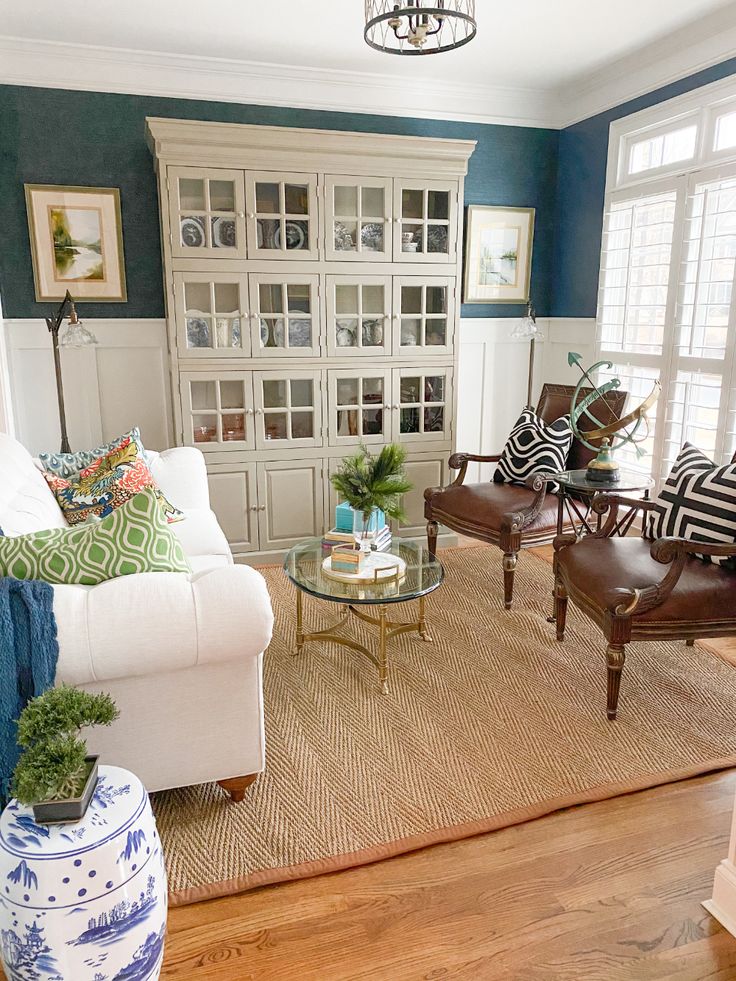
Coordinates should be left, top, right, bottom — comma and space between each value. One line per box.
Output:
146, 116, 476, 563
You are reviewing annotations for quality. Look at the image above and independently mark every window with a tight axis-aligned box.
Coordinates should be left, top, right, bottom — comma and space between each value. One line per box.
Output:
598, 77, 736, 484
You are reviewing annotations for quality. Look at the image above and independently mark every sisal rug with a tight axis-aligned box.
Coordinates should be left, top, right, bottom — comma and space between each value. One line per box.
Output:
152, 547, 736, 906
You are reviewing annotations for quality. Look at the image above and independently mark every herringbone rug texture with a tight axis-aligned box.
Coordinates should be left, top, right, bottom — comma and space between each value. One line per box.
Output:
152, 547, 736, 906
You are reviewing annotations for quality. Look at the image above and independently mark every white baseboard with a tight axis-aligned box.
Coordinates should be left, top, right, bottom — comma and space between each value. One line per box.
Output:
704, 859, 736, 937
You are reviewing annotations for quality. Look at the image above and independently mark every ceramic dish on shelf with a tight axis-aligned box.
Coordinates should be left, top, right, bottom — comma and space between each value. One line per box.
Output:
426, 224, 449, 253
211, 216, 236, 248
334, 221, 355, 251
180, 216, 205, 248
402, 241, 419, 253
274, 220, 307, 250
360, 222, 383, 251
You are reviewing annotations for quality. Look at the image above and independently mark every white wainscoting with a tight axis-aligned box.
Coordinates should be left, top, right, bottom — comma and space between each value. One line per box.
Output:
456, 317, 596, 483
2, 319, 174, 455
1, 316, 595, 465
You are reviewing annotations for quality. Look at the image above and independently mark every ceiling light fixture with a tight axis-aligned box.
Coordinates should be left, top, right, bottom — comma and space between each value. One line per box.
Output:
364, 0, 476, 55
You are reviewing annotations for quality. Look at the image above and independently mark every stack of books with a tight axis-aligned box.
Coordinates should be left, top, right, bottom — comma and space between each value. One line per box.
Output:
322, 525, 392, 552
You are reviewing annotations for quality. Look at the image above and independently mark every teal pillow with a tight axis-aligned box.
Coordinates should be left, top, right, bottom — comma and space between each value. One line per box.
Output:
0, 488, 190, 586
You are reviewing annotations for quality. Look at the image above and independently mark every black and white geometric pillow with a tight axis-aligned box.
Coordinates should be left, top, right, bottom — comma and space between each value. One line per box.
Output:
493, 409, 573, 488
652, 442, 736, 567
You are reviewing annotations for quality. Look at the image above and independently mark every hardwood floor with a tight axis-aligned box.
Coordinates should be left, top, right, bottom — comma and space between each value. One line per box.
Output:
161, 771, 736, 981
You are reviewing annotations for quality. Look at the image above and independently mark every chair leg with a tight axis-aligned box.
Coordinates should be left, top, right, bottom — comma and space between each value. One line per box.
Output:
502, 552, 517, 610
605, 644, 626, 721
686, 638, 694, 647
426, 519, 438, 557
554, 579, 568, 642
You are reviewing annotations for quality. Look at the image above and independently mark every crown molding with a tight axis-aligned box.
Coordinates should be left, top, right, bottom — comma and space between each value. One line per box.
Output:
0, 35, 557, 129
556, 4, 736, 127
0, 13, 734, 133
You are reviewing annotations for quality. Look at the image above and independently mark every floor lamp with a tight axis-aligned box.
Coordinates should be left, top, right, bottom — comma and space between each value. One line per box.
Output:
45, 291, 97, 453
511, 302, 544, 408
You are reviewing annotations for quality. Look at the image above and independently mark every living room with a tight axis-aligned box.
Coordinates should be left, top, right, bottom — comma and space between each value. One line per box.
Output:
1, 2, 736, 978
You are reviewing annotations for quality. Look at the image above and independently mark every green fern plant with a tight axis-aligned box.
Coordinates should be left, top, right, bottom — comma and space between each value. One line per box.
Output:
11, 686, 119, 805
330, 443, 413, 525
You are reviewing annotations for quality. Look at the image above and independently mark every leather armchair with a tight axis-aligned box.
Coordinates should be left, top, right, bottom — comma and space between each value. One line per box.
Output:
424, 383, 627, 609
554, 492, 736, 720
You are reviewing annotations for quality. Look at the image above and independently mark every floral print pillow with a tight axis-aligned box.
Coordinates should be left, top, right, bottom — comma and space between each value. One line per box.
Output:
43, 433, 183, 527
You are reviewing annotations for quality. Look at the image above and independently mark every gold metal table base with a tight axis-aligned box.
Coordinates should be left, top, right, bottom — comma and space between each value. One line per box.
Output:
294, 589, 432, 693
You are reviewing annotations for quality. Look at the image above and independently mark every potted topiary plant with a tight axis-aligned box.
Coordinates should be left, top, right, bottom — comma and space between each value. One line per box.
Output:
331, 443, 413, 552
11, 685, 119, 824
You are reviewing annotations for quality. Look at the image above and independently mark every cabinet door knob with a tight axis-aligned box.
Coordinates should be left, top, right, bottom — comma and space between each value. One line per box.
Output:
259, 505, 266, 511
392, 403, 400, 410
237, 211, 245, 219
247, 213, 256, 219
255, 408, 263, 414
394, 218, 401, 224
245, 408, 254, 415
250, 505, 258, 511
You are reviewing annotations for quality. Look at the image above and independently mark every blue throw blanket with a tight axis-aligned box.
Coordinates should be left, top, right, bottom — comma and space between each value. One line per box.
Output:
0, 579, 59, 806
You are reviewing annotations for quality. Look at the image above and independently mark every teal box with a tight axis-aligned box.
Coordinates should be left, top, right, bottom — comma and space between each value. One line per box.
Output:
335, 502, 386, 533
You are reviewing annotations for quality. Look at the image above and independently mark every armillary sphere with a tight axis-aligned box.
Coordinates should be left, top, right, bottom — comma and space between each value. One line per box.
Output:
567, 351, 661, 483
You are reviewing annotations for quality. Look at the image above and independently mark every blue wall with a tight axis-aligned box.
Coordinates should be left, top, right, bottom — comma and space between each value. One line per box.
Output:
0, 85, 559, 321
552, 58, 736, 317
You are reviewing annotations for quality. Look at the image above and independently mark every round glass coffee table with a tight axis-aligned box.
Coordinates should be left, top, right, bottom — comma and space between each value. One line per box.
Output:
283, 539, 444, 693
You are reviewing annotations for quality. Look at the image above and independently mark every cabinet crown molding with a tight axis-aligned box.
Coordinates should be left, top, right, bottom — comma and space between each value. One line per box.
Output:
145, 117, 477, 177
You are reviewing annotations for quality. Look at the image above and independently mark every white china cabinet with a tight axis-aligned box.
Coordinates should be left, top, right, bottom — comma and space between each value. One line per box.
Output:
147, 118, 475, 562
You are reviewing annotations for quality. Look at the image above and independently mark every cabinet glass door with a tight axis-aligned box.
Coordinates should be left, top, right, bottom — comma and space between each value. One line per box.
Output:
326, 276, 391, 357
173, 273, 249, 358
254, 370, 322, 449
180, 373, 255, 450
328, 368, 391, 446
393, 180, 457, 263
168, 167, 246, 259
249, 274, 320, 358
392, 368, 452, 444
393, 277, 454, 355
245, 172, 319, 260
324, 176, 392, 261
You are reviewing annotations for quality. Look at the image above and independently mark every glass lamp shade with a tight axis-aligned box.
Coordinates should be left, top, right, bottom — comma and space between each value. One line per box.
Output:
59, 320, 98, 349
511, 305, 544, 342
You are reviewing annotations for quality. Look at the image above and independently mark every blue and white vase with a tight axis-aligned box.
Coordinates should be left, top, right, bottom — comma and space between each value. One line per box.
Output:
0, 765, 167, 981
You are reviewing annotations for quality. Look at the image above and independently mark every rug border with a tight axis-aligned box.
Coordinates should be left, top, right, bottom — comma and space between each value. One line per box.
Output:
168, 754, 736, 907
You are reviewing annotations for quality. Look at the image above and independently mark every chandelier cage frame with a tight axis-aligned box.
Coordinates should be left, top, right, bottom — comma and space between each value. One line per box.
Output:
364, 0, 477, 55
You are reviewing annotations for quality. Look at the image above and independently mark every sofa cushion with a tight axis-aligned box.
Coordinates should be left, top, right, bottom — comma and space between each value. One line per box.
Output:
0, 488, 190, 585
43, 430, 183, 526
0, 433, 68, 536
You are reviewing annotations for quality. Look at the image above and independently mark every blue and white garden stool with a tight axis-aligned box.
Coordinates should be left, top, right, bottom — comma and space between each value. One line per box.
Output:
0, 765, 167, 981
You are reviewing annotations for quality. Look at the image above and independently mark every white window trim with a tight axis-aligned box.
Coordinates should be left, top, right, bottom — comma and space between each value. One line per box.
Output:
607, 74, 736, 193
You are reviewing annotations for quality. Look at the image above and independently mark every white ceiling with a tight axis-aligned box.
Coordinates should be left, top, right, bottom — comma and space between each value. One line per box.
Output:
1, 0, 735, 126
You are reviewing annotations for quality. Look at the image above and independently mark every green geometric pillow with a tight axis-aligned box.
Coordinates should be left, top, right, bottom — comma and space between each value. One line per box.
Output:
0, 488, 190, 585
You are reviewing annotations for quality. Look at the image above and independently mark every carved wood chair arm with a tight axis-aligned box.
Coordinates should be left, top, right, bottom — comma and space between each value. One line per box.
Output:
608, 534, 736, 618
500, 474, 550, 533
447, 452, 502, 486
590, 493, 658, 539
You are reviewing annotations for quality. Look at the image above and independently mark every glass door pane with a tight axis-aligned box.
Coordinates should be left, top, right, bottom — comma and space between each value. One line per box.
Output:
393, 180, 456, 263
181, 373, 255, 450
325, 176, 392, 261
392, 369, 451, 443
326, 276, 391, 357
249, 274, 320, 358
169, 167, 246, 259
174, 273, 249, 358
245, 172, 319, 260
254, 371, 322, 449
329, 369, 390, 446
393, 277, 454, 354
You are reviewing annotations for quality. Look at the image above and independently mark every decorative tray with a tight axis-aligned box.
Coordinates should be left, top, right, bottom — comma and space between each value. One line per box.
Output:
322, 552, 406, 584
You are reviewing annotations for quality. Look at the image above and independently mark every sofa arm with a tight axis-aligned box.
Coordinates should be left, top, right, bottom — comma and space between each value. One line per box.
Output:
53, 565, 274, 686
146, 446, 210, 511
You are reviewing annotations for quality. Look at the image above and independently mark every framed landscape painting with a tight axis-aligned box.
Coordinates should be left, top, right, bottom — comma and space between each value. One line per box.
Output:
464, 205, 534, 304
25, 184, 127, 302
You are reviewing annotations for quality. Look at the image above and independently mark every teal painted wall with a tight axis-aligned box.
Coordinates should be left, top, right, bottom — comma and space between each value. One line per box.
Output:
0, 85, 560, 321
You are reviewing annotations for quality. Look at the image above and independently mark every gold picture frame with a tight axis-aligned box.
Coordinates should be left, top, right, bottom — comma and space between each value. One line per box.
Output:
25, 184, 127, 302
463, 205, 534, 304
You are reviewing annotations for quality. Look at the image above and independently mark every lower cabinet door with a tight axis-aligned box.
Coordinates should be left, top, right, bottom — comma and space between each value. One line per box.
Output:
206, 462, 258, 555
257, 459, 324, 551
396, 453, 448, 536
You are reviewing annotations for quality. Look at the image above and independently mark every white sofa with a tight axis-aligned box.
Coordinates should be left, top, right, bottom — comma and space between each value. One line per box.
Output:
0, 432, 274, 799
